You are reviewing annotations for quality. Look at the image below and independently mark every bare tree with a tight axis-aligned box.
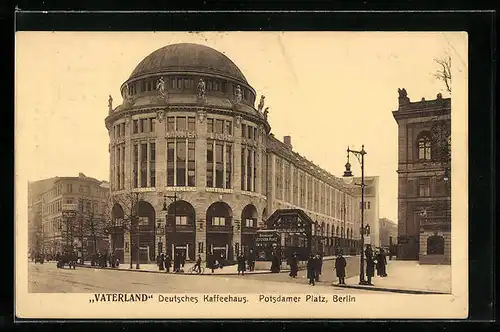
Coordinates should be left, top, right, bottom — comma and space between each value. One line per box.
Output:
434, 55, 452, 94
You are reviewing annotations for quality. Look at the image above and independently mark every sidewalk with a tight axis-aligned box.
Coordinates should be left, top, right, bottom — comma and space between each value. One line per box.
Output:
78, 255, 339, 276
333, 260, 452, 294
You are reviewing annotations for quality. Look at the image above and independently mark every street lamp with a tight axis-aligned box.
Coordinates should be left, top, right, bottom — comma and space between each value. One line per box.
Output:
342, 145, 371, 286
162, 192, 178, 258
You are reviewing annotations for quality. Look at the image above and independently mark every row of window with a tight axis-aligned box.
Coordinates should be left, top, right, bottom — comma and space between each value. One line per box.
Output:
167, 139, 196, 187
417, 132, 451, 161
114, 116, 262, 140
169, 216, 256, 228
132, 141, 157, 189
43, 198, 104, 215
132, 118, 157, 135
275, 157, 357, 220
125, 76, 253, 102
167, 116, 197, 132
206, 140, 232, 189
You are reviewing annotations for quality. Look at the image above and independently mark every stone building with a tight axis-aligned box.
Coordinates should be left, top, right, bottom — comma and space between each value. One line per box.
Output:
393, 89, 451, 264
379, 217, 397, 248
28, 173, 110, 256
104, 43, 361, 264
352, 176, 380, 248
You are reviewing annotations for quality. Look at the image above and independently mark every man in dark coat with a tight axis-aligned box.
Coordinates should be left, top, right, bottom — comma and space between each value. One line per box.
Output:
237, 253, 246, 276
270, 252, 280, 273
315, 254, 323, 282
247, 249, 256, 272
365, 247, 375, 285
157, 253, 165, 271
378, 249, 387, 277
335, 252, 347, 284
307, 254, 316, 286
173, 253, 180, 272
164, 253, 171, 273
289, 252, 298, 278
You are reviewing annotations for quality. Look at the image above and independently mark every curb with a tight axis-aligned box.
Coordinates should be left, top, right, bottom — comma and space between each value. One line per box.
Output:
76, 264, 291, 276
75, 256, 337, 276
332, 284, 448, 295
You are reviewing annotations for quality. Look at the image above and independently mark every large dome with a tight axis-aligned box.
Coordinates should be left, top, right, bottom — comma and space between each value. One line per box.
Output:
128, 43, 248, 84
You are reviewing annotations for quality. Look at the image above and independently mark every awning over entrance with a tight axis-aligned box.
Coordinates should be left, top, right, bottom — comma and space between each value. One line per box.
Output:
264, 209, 314, 260
265, 209, 314, 232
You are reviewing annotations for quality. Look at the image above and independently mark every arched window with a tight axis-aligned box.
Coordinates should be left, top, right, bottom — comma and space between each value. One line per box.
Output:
427, 235, 445, 255
417, 132, 432, 160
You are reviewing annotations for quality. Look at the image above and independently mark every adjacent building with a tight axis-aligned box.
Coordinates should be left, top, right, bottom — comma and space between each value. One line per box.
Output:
104, 43, 364, 264
393, 89, 451, 264
379, 217, 398, 248
352, 176, 380, 248
28, 173, 110, 256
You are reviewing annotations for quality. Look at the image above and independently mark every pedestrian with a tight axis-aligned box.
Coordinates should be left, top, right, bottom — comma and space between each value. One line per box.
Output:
237, 253, 246, 276
270, 252, 280, 273
180, 253, 185, 268
247, 249, 256, 272
378, 249, 388, 277
164, 253, 171, 273
218, 253, 224, 269
365, 247, 375, 285
158, 253, 165, 271
173, 253, 180, 272
307, 254, 316, 286
207, 252, 216, 273
289, 252, 298, 278
194, 254, 202, 273
315, 254, 323, 282
335, 251, 347, 285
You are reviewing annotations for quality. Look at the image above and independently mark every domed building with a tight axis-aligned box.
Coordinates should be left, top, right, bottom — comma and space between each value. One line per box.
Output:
105, 43, 362, 265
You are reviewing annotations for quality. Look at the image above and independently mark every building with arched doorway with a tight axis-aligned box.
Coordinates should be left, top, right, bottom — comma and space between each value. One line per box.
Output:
393, 89, 451, 264
104, 43, 363, 264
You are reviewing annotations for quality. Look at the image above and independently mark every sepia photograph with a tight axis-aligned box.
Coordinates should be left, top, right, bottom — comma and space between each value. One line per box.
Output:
15, 31, 468, 319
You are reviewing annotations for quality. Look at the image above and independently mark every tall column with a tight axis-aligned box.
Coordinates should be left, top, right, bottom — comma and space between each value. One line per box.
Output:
232, 218, 241, 261
195, 111, 208, 262
157, 114, 166, 189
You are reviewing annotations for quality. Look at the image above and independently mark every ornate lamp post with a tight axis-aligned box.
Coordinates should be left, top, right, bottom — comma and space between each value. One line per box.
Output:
343, 145, 371, 286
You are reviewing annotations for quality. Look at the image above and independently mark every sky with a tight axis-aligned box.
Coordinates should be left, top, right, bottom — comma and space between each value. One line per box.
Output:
15, 31, 468, 221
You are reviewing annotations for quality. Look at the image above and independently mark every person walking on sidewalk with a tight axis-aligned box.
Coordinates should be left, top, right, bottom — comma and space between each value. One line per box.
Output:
307, 254, 316, 286
194, 254, 202, 273
237, 253, 246, 276
289, 252, 298, 278
247, 249, 256, 272
377, 249, 388, 277
334, 252, 347, 285
365, 246, 375, 285
164, 253, 171, 273
315, 254, 323, 282
157, 253, 165, 271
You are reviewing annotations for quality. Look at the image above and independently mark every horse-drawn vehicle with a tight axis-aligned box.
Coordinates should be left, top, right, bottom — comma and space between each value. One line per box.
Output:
56, 251, 77, 269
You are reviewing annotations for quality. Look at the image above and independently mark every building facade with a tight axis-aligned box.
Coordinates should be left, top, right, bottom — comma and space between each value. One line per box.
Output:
104, 43, 362, 264
352, 176, 380, 248
28, 173, 110, 257
379, 217, 397, 248
393, 89, 451, 264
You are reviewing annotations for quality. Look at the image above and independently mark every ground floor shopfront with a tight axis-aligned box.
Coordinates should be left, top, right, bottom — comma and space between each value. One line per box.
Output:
109, 191, 266, 264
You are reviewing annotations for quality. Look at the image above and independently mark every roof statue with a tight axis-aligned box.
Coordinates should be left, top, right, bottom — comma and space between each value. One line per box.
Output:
108, 95, 113, 112
123, 84, 129, 100
235, 85, 242, 104
398, 88, 408, 98
156, 76, 166, 99
197, 79, 206, 100
257, 95, 265, 112
263, 107, 269, 120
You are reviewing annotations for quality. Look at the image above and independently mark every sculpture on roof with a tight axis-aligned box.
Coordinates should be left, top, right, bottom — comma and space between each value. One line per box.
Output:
197, 79, 206, 100
263, 107, 269, 120
398, 88, 407, 98
108, 95, 113, 112
235, 85, 243, 104
157, 76, 166, 99
257, 95, 265, 112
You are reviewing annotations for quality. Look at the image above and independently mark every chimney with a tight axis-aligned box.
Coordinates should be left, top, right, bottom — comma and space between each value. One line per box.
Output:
284, 136, 292, 149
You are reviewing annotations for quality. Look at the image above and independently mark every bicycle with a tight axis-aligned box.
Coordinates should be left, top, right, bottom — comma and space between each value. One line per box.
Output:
188, 264, 205, 274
